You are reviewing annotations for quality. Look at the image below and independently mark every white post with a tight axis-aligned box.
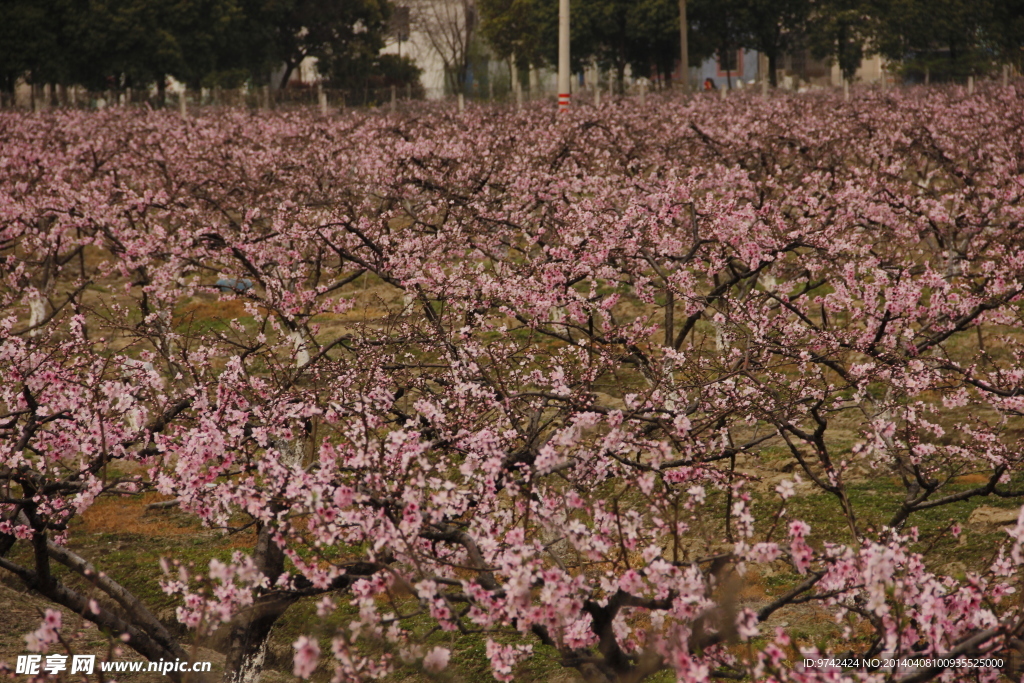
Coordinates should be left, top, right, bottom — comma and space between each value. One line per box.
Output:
720, 83, 727, 100
289, 330, 310, 368
843, 78, 849, 101
594, 83, 600, 107
515, 81, 522, 111
457, 93, 464, 113
318, 83, 327, 115
27, 294, 46, 336
179, 88, 187, 118
967, 75, 974, 95
639, 81, 646, 107
760, 53, 769, 97
557, 0, 570, 111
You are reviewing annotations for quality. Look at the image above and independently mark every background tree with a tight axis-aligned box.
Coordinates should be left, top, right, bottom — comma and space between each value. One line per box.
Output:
986, 0, 1024, 73
572, 0, 703, 90
624, 0, 685, 86
254, 0, 392, 90
732, 0, 811, 87
409, 0, 477, 95
0, 0, 63, 97
168, 0, 257, 92
0, 0, 414, 99
56, 0, 179, 92
870, 0, 996, 81
512, 0, 707, 91
478, 0, 548, 80
806, 0, 871, 82
688, 0, 746, 87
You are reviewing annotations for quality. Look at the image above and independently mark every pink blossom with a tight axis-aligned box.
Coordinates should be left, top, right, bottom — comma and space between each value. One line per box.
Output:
292, 636, 321, 678
422, 647, 450, 673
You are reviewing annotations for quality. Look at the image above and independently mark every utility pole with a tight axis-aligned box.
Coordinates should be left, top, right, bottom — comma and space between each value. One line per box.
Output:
558, 0, 570, 111
678, 0, 689, 92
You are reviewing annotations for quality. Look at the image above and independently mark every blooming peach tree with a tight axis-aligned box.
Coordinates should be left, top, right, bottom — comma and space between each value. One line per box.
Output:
3, 84, 1024, 682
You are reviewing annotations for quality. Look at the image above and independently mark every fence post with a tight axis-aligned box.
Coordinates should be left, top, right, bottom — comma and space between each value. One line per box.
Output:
457, 93, 464, 113
318, 84, 328, 115
843, 78, 849, 101
594, 84, 600, 107
967, 75, 974, 95
639, 81, 646, 107
1003, 64, 1010, 88
179, 88, 187, 118
515, 81, 522, 111
924, 66, 930, 86
391, 84, 397, 112
721, 83, 727, 100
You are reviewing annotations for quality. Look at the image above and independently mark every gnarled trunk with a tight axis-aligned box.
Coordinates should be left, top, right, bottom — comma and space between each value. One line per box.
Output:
223, 525, 297, 683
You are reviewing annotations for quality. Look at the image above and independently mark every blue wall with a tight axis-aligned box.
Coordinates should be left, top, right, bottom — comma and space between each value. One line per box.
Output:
694, 49, 759, 89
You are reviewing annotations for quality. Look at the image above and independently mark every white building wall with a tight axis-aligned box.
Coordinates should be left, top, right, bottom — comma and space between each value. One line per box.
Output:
830, 54, 890, 86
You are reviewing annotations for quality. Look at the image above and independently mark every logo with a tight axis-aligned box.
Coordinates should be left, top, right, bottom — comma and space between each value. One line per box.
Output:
16, 655, 95, 675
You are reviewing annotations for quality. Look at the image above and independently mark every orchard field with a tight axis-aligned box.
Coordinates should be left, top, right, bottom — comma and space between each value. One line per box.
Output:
2, 87, 1024, 683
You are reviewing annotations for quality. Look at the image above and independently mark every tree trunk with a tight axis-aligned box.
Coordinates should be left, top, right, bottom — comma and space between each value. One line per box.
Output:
223, 525, 296, 683
279, 60, 299, 91
678, 0, 689, 92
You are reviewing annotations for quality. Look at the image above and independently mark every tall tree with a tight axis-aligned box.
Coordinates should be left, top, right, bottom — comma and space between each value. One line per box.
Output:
409, 0, 478, 95
57, 0, 179, 91
689, 0, 746, 86
987, 0, 1024, 73
255, 0, 392, 89
734, 0, 811, 87
869, 0, 996, 81
805, 0, 872, 82
625, 0, 684, 85
0, 0, 63, 95
169, 0, 254, 91
478, 0, 547, 71
679, 0, 689, 90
